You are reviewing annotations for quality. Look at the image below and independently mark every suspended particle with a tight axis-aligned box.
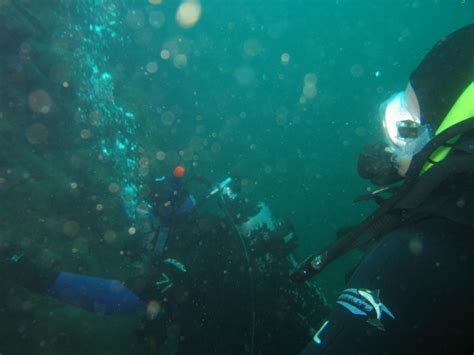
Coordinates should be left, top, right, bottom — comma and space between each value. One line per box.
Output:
234, 66, 255, 86
280, 52, 290, 65
173, 54, 188, 69
89, 110, 103, 126
180, 148, 193, 161
195, 125, 206, 135
28, 90, 52, 114
80, 129, 92, 139
350, 64, 365, 78
128, 227, 137, 235
146, 61, 158, 73
176, 0, 202, 29
303, 84, 317, 98
125, 9, 146, 30
409, 237, 423, 255
146, 300, 161, 320
160, 49, 171, 60
243, 38, 261, 57
161, 111, 176, 125
108, 182, 120, 193
456, 197, 466, 208
49, 62, 71, 86
139, 157, 150, 168
190, 136, 204, 151
355, 127, 367, 137
73, 237, 89, 254
70, 181, 78, 189
304, 73, 317, 85
210, 142, 221, 153
156, 151, 166, 160
96, 203, 104, 211
19, 42, 32, 58
149, 11, 165, 28
149, 0, 163, 6
26, 123, 49, 144
275, 114, 287, 126
63, 220, 80, 237
104, 230, 117, 243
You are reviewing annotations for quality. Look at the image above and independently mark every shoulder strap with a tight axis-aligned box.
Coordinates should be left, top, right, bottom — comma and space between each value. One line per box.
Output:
291, 117, 474, 282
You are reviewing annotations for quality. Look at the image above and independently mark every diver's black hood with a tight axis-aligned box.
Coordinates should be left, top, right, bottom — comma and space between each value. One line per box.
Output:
410, 24, 474, 130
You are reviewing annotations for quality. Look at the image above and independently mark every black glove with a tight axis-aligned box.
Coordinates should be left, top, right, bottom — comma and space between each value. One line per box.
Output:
0, 245, 58, 293
290, 253, 327, 283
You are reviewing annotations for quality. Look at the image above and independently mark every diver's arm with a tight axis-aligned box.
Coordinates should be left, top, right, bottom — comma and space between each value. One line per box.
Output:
49, 271, 146, 315
300, 218, 474, 354
1, 252, 146, 315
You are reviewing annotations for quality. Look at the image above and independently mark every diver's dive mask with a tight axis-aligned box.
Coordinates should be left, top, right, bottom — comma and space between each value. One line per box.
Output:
380, 91, 432, 160
396, 120, 423, 139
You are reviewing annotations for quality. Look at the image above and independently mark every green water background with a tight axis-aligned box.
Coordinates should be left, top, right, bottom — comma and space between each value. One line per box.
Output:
1, 0, 473, 353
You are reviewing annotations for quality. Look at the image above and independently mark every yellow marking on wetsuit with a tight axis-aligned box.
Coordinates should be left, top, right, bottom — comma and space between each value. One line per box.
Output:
421, 81, 474, 174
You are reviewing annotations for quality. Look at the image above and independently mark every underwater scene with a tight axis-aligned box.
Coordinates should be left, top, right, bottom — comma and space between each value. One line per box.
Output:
1, 0, 473, 354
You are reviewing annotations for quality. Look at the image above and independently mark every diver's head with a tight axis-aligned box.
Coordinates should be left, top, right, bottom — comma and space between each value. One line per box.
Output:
173, 165, 186, 178
358, 84, 429, 186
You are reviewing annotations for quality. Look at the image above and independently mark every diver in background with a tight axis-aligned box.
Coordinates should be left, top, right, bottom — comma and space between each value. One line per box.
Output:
1, 174, 328, 354
135, 165, 196, 259
133, 175, 329, 354
294, 24, 474, 354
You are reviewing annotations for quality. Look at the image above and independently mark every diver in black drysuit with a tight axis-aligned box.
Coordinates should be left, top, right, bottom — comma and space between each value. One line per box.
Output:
125, 174, 328, 354
1, 173, 328, 354
0, 168, 197, 319
296, 24, 474, 355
